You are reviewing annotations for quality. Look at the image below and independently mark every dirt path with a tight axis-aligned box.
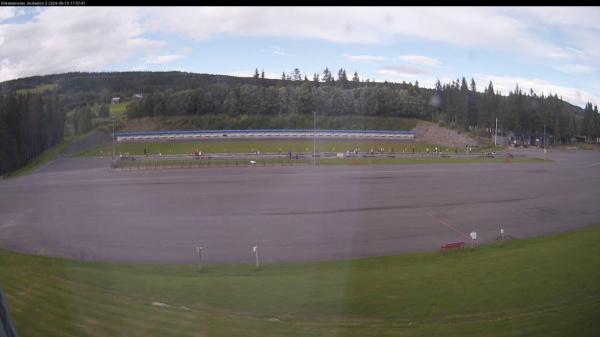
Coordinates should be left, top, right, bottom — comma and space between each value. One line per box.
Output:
63, 129, 110, 156
412, 121, 478, 148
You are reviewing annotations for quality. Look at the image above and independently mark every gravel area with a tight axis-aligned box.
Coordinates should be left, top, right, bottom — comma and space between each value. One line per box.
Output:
0, 149, 598, 263
413, 121, 478, 148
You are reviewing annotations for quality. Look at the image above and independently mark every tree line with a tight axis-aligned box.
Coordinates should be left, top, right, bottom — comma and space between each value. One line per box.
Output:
3, 71, 597, 142
1, 70, 599, 175
0, 91, 65, 175
126, 69, 599, 142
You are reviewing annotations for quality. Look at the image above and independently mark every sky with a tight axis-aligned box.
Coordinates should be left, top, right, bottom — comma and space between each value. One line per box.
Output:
0, 6, 599, 108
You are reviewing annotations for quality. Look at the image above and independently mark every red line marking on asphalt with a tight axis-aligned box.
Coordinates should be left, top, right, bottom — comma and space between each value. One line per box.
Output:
429, 213, 469, 239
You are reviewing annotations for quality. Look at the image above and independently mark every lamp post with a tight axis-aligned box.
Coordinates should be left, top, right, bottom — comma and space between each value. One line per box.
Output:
112, 115, 116, 159
313, 111, 316, 166
494, 117, 498, 147
253, 245, 260, 269
544, 123, 547, 158
196, 246, 203, 271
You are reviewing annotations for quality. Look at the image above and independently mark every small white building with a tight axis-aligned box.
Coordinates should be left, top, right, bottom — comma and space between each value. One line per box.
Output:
111, 97, 121, 104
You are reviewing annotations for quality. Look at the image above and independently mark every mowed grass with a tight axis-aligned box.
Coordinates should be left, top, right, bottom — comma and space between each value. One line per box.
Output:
15, 83, 59, 94
5, 132, 92, 178
1, 226, 599, 337
109, 101, 129, 118
115, 156, 549, 171
319, 156, 548, 165
5, 142, 71, 178
78, 140, 460, 157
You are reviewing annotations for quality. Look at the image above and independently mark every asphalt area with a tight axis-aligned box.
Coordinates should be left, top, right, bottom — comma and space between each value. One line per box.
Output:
1, 148, 599, 264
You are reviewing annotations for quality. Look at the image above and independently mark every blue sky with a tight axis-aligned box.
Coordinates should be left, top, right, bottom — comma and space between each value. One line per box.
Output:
0, 6, 599, 107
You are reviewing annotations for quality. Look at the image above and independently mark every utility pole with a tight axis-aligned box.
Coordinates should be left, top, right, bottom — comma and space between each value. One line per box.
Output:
112, 115, 116, 159
253, 245, 260, 269
313, 111, 316, 166
494, 117, 498, 147
543, 123, 547, 158
196, 246, 203, 272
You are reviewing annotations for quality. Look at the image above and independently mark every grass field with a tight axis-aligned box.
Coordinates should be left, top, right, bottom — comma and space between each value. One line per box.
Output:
4, 133, 91, 178
15, 83, 59, 94
115, 155, 549, 170
1, 226, 599, 337
109, 101, 129, 118
77, 140, 463, 157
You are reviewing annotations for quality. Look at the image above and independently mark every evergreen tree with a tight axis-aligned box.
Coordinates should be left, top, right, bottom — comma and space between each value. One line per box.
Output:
75, 105, 93, 134
338, 69, 348, 82
322, 67, 333, 83
293, 68, 302, 81
99, 104, 109, 118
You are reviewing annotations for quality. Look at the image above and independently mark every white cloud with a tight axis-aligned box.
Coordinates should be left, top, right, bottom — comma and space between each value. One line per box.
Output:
143, 54, 184, 64
269, 46, 286, 56
0, 7, 21, 22
0, 7, 165, 81
472, 73, 599, 108
399, 55, 440, 67
554, 64, 594, 75
376, 65, 428, 78
510, 7, 600, 32
137, 7, 587, 60
343, 54, 391, 62
367, 71, 599, 108
0, 5, 598, 106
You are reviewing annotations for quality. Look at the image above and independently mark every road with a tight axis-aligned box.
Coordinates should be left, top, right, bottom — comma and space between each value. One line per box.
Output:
1, 148, 599, 264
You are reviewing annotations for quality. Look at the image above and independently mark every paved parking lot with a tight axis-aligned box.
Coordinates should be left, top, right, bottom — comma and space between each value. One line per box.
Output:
0, 148, 599, 264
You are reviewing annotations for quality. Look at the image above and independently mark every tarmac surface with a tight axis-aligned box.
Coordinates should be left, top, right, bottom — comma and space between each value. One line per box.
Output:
1, 148, 599, 264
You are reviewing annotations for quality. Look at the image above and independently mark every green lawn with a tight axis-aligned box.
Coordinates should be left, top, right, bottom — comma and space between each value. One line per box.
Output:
5, 133, 91, 178
1, 226, 599, 337
15, 83, 59, 94
115, 156, 549, 171
109, 101, 129, 118
5, 143, 69, 178
78, 140, 461, 157
318, 156, 548, 165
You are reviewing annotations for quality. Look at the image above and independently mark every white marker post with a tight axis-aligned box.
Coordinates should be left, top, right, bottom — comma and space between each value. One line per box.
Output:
500, 228, 505, 241
253, 245, 260, 269
196, 245, 203, 271
470, 231, 477, 249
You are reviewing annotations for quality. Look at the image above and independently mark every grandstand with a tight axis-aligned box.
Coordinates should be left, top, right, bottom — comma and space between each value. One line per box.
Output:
114, 129, 416, 142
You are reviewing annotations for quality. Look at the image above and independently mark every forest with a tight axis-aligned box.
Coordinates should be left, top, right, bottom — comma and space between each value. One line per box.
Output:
1, 70, 599, 175
0, 91, 65, 175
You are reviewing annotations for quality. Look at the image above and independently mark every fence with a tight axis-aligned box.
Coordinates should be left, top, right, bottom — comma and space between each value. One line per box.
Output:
114, 129, 416, 142
111, 150, 516, 171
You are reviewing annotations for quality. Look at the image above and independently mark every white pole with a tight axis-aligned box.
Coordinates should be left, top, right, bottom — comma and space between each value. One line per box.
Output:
494, 117, 498, 147
112, 115, 116, 159
544, 123, 547, 157
313, 111, 316, 166
196, 246, 203, 271
253, 245, 260, 269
